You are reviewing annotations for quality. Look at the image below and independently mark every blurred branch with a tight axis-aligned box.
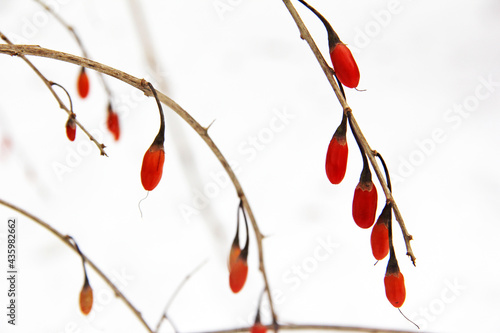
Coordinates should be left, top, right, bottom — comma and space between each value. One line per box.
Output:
126, 0, 227, 253
155, 259, 207, 333
0, 33, 107, 156
281, 0, 416, 265
0, 43, 278, 324
0, 198, 154, 333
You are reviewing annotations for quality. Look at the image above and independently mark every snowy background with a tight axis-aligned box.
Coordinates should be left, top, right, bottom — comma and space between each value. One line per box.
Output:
0, 0, 499, 332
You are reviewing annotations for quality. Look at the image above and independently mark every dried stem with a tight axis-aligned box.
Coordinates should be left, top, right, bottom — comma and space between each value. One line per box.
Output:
0, 33, 107, 156
146, 81, 166, 144
126, 0, 165, 88
155, 259, 207, 333
0, 198, 154, 333
33, 0, 114, 99
281, 0, 416, 265
50, 81, 74, 114
0, 43, 278, 323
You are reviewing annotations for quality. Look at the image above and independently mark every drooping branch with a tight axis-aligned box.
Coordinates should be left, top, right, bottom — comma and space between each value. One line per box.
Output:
0, 198, 154, 333
0, 34, 107, 156
33, 0, 114, 100
280, 0, 416, 265
0, 43, 278, 324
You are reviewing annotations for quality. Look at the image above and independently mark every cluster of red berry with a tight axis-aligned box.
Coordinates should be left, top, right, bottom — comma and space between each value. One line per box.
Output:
65, 67, 120, 142
299, 0, 407, 310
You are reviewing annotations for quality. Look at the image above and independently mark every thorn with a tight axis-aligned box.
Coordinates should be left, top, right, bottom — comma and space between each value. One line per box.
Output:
204, 119, 216, 133
260, 232, 276, 240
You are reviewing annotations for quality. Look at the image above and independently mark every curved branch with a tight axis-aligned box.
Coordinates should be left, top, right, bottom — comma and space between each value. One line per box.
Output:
0, 198, 153, 333
0, 43, 278, 323
0, 34, 107, 156
281, 0, 416, 265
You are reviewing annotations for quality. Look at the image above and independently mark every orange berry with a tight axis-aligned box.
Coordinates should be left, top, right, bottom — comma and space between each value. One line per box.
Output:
228, 244, 241, 272
79, 282, 93, 315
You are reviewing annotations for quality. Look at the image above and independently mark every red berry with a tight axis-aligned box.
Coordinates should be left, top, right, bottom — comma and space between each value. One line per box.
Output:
229, 256, 248, 293
371, 222, 389, 260
325, 115, 348, 184
79, 282, 93, 315
384, 271, 406, 308
140, 143, 165, 191
325, 136, 348, 184
352, 180, 378, 228
77, 67, 89, 99
330, 43, 360, 89
66, 117, 76, 141
251, 323, 267, 333
371, 204, 391, 260
106, 109, 120, 141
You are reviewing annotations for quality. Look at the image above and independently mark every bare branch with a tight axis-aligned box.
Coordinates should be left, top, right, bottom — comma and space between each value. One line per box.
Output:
0, 33, 107, 156
0, 42, 279, 322
155, 259, 208, 333
280, 0, 416, 265
0, 198, 154, 333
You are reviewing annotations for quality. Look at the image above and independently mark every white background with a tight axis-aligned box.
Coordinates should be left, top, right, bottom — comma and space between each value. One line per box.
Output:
0, 0, 499, 332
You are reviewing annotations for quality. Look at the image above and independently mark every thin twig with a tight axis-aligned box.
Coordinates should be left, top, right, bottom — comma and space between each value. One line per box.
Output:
33, 0, 114, 99
280, 0, 416, 265
0, 43, 279, 323
50, 81, 74, 114
0, 33, 107, 156
155, 259, 208, 333
0, 198, 154, 333
126, 0, 167, 90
